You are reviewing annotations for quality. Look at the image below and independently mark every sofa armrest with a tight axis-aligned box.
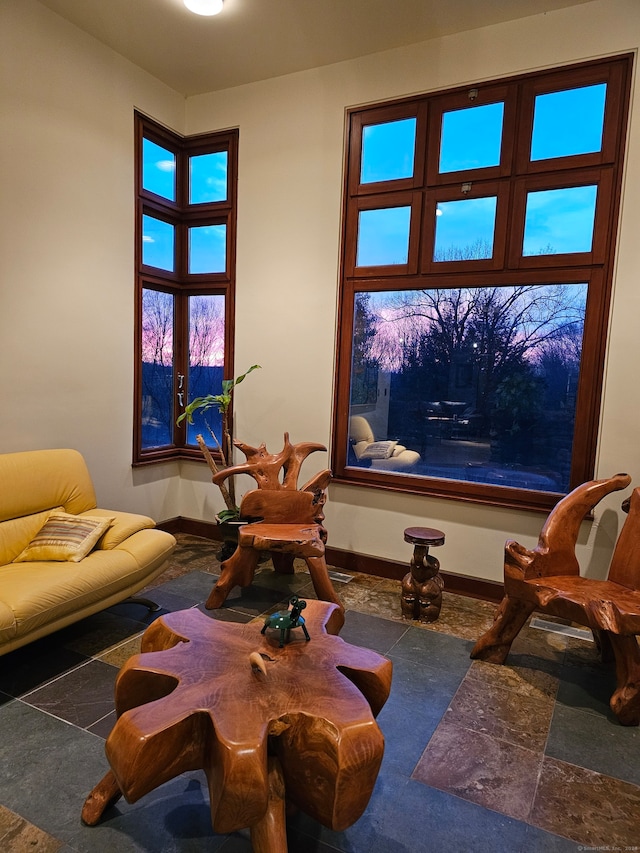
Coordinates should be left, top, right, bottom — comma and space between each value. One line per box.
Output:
113, 527, 176, 569
80, 509, 156, 550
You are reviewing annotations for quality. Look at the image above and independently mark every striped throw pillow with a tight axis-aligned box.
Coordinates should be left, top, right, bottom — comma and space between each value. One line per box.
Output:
13, 512, 113, 563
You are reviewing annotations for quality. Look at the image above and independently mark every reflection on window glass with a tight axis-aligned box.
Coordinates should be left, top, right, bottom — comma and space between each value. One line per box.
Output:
188, 225, 227, 274
186, 294, 225, 446
142, 215, 175, 271
433, 197, 497, 262
361, 118, 417, 184
523, 185, 597, 256
356, 207, 411, 266
141, 289, 174, 449
189, 152, 228, 204
142, 139, 176, 201
439, 102, 504, 173
531, 84, 607, 161
348, 284, 587, 493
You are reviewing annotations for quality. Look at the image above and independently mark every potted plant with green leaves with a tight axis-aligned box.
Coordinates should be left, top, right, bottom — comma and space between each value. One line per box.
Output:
177, 365, 261, 554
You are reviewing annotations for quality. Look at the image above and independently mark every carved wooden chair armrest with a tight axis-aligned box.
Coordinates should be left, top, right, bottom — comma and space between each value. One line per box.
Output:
505, 472, 632, 584
607, 485, 640, 590
300, 468, 332, 494
211, 434, 327, 492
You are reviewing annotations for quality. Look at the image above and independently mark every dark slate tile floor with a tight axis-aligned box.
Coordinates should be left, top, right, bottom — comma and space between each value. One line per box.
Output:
0, 533, 639, 852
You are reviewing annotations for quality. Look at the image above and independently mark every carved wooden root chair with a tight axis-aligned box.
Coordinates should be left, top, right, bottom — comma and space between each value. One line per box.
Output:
471, 472, 640, 726
205, 434, 344, 625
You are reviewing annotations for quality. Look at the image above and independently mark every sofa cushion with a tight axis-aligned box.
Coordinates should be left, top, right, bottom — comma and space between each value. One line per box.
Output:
0, 449, 97, 523
81, 509, 157, 550
0, 548, 153, 640
0, 599, 17, 644
13, 512, 113, 563
374, 449, 421, 471
0, 507, 64, 566
349, 416, 375, 445
0, 529, 175, 652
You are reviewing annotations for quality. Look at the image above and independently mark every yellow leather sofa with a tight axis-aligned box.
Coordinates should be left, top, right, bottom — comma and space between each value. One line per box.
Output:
0, 448, 176, 656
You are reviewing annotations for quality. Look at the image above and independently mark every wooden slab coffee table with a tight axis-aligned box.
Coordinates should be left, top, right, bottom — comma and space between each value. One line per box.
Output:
82, 600, 392, 852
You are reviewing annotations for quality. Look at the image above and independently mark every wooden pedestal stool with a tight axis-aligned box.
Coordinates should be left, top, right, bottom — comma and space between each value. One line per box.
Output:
401, 526, 445, 623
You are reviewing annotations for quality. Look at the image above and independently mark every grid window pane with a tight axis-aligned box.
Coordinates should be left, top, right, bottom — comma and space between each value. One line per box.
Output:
142, 215, 175, 271
348, 285, 587, 494
439, 102, 504, 173
141, 289, 174, 449
338, 56, 630, 505
523, 185, 598, 256
135, 114, 237, 464
356, 207, 411, 267
189, 152, 228, 204
186, 294, 225, 446
433, 197, 497, 262
188, 225, 227, 274
531, 84, 607, 161
142, 139, 176, 201
360, 118, 417, 184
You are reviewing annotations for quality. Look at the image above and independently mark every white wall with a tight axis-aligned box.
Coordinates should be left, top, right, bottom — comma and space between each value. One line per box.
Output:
2, 0, 639, 583
185, 0, 640, 582
0, 0, 188, 519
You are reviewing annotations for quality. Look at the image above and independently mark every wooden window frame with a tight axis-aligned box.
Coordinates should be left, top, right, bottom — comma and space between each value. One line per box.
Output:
331, 55, 633, 512
133, 112, 238, 466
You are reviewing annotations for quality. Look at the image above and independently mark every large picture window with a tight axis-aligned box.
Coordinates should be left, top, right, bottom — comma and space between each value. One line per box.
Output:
332, 56, 632, 511
134, 113, 238, 464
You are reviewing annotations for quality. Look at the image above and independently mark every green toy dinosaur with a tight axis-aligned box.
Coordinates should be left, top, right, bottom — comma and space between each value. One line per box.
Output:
261, 596, 310, 647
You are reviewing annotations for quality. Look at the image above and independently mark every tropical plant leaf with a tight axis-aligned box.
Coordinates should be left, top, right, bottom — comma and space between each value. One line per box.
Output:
233, 364, 261, 386
216, 507, 241, 523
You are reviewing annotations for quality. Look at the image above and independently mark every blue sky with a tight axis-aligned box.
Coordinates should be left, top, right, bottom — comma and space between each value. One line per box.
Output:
356, 82, 606, 266
141, 141, 228, 272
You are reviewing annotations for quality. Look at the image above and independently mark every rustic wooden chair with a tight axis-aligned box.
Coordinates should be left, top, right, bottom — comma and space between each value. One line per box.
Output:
204, 434, 343, 624
471, 472, 640, 725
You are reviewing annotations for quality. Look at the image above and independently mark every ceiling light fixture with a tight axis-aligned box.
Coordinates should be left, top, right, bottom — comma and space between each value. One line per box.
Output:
184, 0, 224, 16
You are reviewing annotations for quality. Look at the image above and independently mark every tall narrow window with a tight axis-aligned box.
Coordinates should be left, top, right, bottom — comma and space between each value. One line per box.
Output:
334, 55, 632, 512
134, 113, 238, 464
